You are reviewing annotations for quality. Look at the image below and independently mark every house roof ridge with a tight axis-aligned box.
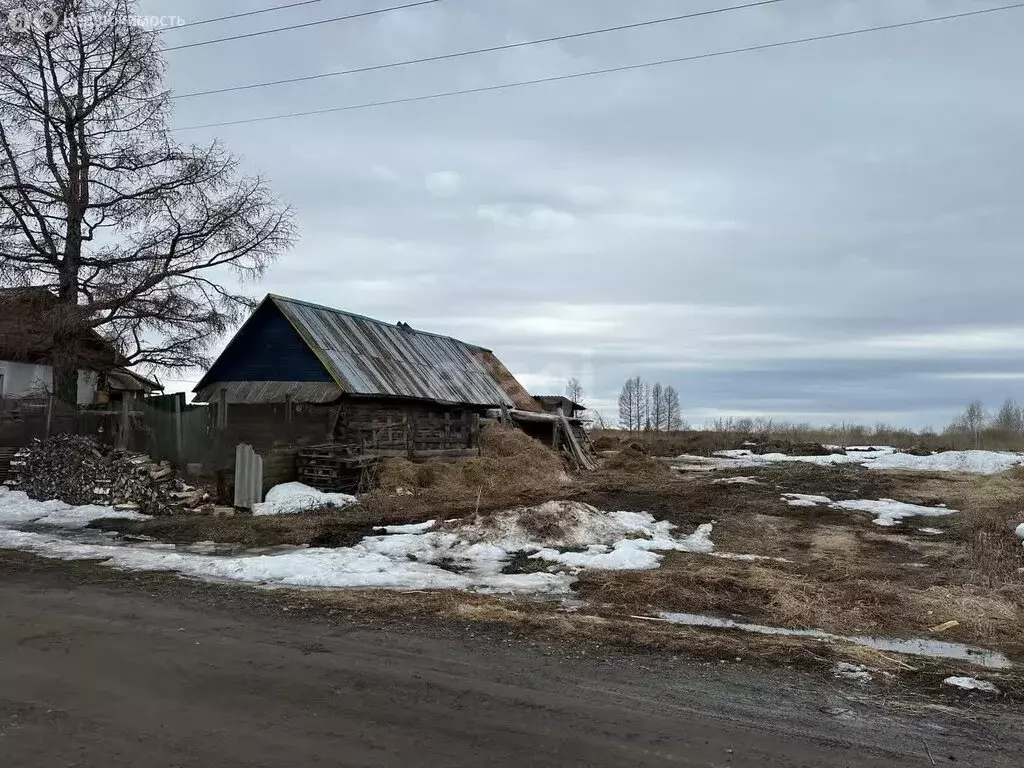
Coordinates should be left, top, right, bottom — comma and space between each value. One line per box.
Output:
267, 293, 492, 352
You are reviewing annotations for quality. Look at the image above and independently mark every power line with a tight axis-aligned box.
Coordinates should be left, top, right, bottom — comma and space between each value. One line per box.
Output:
164, 0, 442, 52
175, 2, 1024, 131
173, 0, 786, 100
168, 0, 327, 32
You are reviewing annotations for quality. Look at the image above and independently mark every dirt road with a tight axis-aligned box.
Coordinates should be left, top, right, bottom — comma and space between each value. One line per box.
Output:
0, 555, 1017, 767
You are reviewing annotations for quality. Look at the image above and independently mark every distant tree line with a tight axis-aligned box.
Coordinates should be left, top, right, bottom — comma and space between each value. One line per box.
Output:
617, 377, 684, 432
945, 398, 1024, 448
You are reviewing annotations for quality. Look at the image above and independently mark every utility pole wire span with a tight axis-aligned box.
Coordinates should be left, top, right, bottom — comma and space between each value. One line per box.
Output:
175, 1, 1024, 131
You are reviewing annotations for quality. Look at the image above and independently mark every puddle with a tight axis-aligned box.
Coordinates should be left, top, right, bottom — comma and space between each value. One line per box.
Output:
657, 612, 1012, 669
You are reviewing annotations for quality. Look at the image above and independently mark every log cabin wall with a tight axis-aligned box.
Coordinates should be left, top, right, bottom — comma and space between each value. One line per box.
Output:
210, 401, 336, 456
334, 397, 480, 455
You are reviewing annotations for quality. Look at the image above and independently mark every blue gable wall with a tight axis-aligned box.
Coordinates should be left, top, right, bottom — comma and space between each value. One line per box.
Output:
200, 300, 332, 385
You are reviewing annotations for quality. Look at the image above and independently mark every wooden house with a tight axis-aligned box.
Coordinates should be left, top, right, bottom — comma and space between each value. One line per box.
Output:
0, 287, 161, 405
193, 294, 540, 458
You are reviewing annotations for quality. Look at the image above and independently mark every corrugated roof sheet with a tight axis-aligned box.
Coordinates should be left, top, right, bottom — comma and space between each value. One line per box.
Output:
195, 380, 343, 405
270, 296, 535, 409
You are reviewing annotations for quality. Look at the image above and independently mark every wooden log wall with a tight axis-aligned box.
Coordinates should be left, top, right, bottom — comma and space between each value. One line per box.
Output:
334, 398, 480, 456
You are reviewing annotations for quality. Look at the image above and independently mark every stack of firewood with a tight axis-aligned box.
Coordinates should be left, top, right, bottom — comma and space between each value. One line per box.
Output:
9, 435, 212, 515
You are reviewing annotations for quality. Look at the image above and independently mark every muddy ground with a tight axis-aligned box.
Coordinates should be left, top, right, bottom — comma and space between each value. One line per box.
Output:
81, 455, 1024, 700
4, 552, 1022, 767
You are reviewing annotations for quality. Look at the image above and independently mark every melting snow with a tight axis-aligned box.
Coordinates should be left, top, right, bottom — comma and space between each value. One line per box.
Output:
657, 612, 1011, 668
832, 499, 957, 527
0, 493, 716, 595
710, 476, 762, 485
782, 493, 833, 507
919, 528, 945, 535
0, 486, 148, 528
252, 482, 357, 516
833, 662, 873, 683
866, 450, 1024, 474
780, 493, 957, 527
944, 676, 1000, 693
673, 447, 1024, 475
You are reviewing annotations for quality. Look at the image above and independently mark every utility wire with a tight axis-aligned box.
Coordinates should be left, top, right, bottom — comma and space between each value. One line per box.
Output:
176, 2, 1024, 131
173, 0, 786, 100
167, 0, 327, 32
164, 0, 442, 52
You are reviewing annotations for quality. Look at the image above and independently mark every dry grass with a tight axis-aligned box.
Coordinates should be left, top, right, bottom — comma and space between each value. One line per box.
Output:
92, 510, 376, 548
602, 446, 674, 478
596, 423, 1024, 455
886, 469, 1024, 587
575, 550, 1024, 653
358, 424, 573, 522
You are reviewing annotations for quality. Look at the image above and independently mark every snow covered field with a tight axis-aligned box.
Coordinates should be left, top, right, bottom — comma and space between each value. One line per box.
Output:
673, 448, 1024, 474
0, 490, 720, 595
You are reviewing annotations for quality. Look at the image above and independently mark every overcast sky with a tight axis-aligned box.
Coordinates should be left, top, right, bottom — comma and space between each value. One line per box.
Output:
143, 0, 1024, 428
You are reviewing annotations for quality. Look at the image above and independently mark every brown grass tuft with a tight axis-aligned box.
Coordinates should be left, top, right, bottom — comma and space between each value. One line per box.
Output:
603, 446, 673, 477
575, 554, 1024, 650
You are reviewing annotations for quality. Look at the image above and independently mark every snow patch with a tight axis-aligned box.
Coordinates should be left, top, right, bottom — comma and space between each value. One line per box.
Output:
782, 493, 833, 507
943, 676, 1000, 693
919, 528, 945, 535
1016, 522, 1024, 542
833, 662, 873, 683
832, 499, 956, 527
779, 493, 956, 527
866, 450, 1024, 474
657, 612, 1011, 668
251, 482, 357, 516
710, 476, 762, 485
0, 493, 714, 595
0, 488, 148, 528
673, 447, 1024, 475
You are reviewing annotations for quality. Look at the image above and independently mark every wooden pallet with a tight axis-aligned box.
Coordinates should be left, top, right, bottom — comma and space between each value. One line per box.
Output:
0, 447, 18, 485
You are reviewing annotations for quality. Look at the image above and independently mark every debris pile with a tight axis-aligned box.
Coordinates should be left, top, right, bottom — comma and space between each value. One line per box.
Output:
9, 434, 211, 515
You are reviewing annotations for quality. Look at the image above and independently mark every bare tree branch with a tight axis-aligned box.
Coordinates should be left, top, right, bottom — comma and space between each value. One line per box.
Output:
0, 0, 296, 400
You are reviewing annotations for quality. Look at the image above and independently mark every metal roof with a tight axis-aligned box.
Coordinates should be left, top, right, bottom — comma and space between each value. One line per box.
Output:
269, 295, 533, 409
195, 380, 343, 405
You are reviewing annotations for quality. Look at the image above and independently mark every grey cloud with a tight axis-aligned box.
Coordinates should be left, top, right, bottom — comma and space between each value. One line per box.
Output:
147, 0, 1024, 426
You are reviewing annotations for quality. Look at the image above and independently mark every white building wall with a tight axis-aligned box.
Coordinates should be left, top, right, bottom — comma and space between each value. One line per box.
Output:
0, 360, 98, 405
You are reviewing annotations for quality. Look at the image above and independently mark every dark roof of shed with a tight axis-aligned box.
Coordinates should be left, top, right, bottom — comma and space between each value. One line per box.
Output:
197, 295, 540, 410
534, 395, 585, 410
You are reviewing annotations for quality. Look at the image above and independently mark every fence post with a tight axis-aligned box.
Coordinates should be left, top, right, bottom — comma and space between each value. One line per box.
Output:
285, 393, 293, 442
117, 393, 130, 450
173, 393, 183, 466
45, 393, 53, 437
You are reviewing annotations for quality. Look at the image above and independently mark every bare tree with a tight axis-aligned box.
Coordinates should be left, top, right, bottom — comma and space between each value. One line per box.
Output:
617, 377, 638, 432
991, 398, 1023, 434
564, 376, 584, 407
634, 377, 649, 432
0, 0, 295, 400
650, 382, 664, 432
583, 408, 606, 430
664, 386, 684, 431
946, 400, 988, 447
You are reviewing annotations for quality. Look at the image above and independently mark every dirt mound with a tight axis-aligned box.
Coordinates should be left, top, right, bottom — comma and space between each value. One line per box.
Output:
603, 446, 671, 477
750, 441, 841, 457
902, 446, 934, 457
